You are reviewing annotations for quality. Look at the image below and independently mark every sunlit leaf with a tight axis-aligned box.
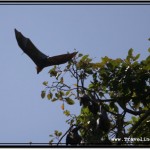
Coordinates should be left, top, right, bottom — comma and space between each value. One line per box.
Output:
63, 110, 70, 116
43, 81, 48, 86
133, 54, 140, 61
101, 56, 111, 63
66, 90, 70, 96
88, 83, 94, 89
128, 48, 133, 57
131, 116, 138, 123
81, 55, 89, 61
49, 67, 58, 77
65, 97, 75, 105
47, 92, 53, 100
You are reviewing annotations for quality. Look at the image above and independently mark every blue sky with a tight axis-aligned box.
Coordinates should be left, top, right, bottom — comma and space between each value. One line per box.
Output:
0, 4, 150, 144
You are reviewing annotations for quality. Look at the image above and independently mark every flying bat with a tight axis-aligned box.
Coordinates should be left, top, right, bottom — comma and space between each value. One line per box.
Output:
14, 29, 77, 74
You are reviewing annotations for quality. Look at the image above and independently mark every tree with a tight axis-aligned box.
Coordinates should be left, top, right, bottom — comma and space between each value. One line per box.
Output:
41, 48, 150, 146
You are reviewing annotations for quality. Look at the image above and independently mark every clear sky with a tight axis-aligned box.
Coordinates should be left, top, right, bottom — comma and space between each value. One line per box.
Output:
0, 4, 150, 144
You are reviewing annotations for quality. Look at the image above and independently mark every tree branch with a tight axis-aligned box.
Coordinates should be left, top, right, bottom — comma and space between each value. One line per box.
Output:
126, 109, 150, 137
117, 100, 146, 116
57, 125, 74, 146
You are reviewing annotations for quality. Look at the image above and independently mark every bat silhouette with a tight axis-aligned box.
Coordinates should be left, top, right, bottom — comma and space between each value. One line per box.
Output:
66, 126, 82, 146
14, 29, 77, 74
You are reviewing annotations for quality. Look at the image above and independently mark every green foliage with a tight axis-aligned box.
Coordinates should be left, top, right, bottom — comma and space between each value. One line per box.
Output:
41, 90, 46, 99
49, 130, 62, 144
47, 92, 53, 100
48, 66, 58, 77
43, 49, 150, 146
65, 97, 75, 105
63, 110, 70, 116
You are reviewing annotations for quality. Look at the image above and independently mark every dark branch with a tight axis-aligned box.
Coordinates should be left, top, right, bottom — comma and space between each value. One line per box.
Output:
57, 125, 74, 146
126, 109, 150, 137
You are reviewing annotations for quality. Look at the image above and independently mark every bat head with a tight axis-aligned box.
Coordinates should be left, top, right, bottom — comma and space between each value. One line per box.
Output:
36, 66, 43, 74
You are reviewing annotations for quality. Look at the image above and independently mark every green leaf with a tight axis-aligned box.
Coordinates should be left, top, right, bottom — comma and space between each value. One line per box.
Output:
148, 47, 150, 53
101, 56, 111, 63
63, 110, 70, 116
60, 77, 64, 84
41, 91, 46, 99
126, 48, 134, 62
86, 69, 93, 74
56, 73, 61, 80
54, 130, 59, 136
66, 90, 70, 96
54, 130, 62, 137
131, 116, 138, 123
88, 83, 94, 89
52, 89, 55, 92
78, 53, 83, 57
49, 67, 58, 77
49, 139, 54, 144
81, 55, 89, 61
55, 93, 58, 98
110, 102, 118, 113
128, 48, 133, 57
65, 97, 75, 105
59, 91, 64, 97
133, 54, 140, 61
81, 106, 90, 114
43, 81, 48, 86
51, 98, 57, 102
58, 132, 62, 137
47, 92, 53, 100
92, 62, 103, 69
113, 105, 119, 113
47, 94, 51, 100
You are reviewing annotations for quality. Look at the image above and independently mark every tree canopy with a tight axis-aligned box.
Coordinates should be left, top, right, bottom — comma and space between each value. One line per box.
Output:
41, 48, 150, 146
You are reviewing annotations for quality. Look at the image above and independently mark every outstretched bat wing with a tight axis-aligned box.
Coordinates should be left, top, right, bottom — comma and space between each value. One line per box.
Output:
45, 52, 78, 67
14, 29, 48, 68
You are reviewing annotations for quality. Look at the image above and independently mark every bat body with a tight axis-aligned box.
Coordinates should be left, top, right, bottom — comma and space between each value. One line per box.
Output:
66, 126, 82, 146
97, 107, 110, 133
14, 29, 77, 74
